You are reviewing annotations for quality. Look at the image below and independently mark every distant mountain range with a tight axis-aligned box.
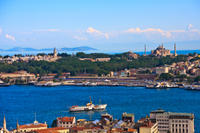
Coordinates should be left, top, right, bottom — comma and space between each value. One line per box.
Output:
0, 46, 97, 52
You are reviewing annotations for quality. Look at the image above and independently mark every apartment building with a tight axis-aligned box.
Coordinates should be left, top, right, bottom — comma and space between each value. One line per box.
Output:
150, 109, 194, 133
57, 117, 76, 128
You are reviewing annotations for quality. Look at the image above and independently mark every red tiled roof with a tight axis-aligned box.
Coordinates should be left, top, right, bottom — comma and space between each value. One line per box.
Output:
57, 117, 75, 122
35, 127, 67, 133
47, 73, 57, 76
71, 126, 85, 131
19, 123, 47, 129
140, 121, 155, 128
128, 128, 137, 132
71, 126, 101, 131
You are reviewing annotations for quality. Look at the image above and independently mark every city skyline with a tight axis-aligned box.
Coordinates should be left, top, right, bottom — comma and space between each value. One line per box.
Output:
0, 0, 200, 51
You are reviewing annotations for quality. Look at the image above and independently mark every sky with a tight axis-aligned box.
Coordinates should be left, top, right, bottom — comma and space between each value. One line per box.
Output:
0, 0, 200, 52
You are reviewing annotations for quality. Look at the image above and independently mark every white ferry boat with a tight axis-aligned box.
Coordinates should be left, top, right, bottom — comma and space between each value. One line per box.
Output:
69, 97, 107, 112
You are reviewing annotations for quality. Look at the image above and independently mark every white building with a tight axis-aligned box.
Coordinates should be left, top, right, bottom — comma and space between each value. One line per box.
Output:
150, 109, 194, 133
155, 67, 169, 75
57, 117, 76, 128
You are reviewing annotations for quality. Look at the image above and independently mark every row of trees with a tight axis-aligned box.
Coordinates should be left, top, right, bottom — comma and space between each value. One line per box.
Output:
0, 53, 188, 76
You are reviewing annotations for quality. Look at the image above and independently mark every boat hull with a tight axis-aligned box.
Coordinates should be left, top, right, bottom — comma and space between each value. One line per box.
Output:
69, 104, 107, 112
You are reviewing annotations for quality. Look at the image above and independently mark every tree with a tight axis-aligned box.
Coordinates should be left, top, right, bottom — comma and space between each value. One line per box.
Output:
194, 76, 200, 82
159, 73, 174, 81
175, 74, 187, 82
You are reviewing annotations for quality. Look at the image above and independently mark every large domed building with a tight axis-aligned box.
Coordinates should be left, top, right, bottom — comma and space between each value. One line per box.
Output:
151, 44, 171, 57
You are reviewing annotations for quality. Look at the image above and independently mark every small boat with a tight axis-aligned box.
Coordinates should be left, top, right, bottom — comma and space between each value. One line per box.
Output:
155, 82, 171, 88
69, 97, 107, 112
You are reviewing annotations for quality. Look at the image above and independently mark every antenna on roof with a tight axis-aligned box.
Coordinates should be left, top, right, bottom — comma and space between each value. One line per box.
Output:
34, 112, 38, 125
35, 112, 37, 121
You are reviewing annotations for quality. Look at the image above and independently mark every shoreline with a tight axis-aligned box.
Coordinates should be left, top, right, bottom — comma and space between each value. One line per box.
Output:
0, 83, 197, 91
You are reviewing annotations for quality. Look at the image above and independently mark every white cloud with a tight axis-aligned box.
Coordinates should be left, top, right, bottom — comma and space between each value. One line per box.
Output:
0, 28, 2, 35
186, 24, 193, 31
87, 27, 101, 34
104, 33, 109, 39
33, 29, 61, 32
86, 27, 109, 39
125, 27, 171, 38
125, 24, 200, 40
73, 35, 88, 41
5, 34, 16, 41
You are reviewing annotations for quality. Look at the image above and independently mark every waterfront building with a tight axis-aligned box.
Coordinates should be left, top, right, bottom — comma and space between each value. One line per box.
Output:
151, 44, 171, 57
16, 120, 47, 133
57, 117, 76, 128
113, 69, 130, 77
132, 74, 157, 80
150, 109, 194, 133
0, 70, 36, 84
155, 67, 169, 75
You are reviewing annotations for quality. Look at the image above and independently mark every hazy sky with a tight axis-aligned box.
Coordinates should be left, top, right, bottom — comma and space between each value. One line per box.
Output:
0, 0, 200, 52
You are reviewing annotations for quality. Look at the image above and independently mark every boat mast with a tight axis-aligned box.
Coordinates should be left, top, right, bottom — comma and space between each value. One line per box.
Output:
99, 99, 101, 104
90, 96, 92, 104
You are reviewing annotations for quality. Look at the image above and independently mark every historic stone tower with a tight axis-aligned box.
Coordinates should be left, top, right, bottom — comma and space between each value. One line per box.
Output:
53, 48, 57, 58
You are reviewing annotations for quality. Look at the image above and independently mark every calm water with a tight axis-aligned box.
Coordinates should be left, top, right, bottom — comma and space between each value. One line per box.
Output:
0, 85, 200, 131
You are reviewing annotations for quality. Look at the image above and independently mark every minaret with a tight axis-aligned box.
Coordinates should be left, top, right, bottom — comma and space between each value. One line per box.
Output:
144, 44, 147, 56
174, 43, 177, 56
3, 115, 7, 133
53, 48, 57, 58
16, 120, 20, 132
161, 43, 164, 56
